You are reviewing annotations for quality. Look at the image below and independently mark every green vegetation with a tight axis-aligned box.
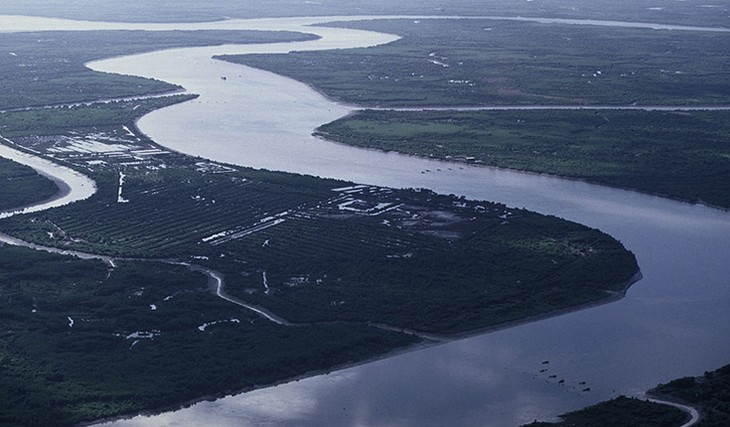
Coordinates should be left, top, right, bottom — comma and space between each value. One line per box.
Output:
222, 18, 730, 208
0, 18, 646, 425
0, 29, 315, 110
0, 245, 415, 427
223, 19, 730, 107
523, 396, 688, 427
0, 161, 333, 257
652, 364, 730, 427
0, 137, 638, 334
0, 95, 196, 137
0, 157, 58, 211
0, 100, 639, 424
222, 196, 637, 333
316, 109, 730, 208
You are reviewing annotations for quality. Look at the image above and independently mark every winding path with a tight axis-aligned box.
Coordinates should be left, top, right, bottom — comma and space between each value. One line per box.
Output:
180, 262, 292, 326
646, 396, 701, 427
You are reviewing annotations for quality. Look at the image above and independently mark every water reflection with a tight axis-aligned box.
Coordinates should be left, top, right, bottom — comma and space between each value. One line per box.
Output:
1, 14, 728, 427
89, 17, 730, 425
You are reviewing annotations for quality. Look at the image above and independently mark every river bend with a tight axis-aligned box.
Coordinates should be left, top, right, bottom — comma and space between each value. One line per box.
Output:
0, 15, 728, 427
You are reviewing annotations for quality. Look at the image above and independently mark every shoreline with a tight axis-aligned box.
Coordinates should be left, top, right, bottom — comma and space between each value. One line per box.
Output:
3, 13, 727, 427
445, 269, 643, 340
0, 137, 72, 212
315, 129, 730, 213
4, 16, 651, 424
0, 137, 648, 426
82, 269, 643, 426
0, 136, 96, 219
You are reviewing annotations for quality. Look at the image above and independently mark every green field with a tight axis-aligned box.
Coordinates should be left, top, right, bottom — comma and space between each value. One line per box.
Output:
223, 18, 730, 107
316, 109, 730, 209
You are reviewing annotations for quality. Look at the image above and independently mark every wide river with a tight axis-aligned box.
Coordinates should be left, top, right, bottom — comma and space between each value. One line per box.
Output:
2, 15, 729, 427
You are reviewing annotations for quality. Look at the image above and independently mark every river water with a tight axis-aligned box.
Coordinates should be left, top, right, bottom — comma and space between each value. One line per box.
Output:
0, 140, 96, 219
1, 15, 729, 427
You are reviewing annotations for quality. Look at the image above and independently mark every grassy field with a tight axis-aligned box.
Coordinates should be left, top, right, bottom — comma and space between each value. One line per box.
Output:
316, 109, 730, 209
223, 18, 730, 107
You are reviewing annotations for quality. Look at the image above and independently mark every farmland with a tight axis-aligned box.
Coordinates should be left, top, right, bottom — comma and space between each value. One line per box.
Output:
0, 100, 638, 334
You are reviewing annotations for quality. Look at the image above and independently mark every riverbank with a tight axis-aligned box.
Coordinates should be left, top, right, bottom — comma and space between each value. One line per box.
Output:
315, 108, 730, 210
0, 97, 643, 427
0, 104, 636, 427
445, 270, 643, 341
0, 137, 96, 219
86, 266, 641, 427
2, 13, 729, 427
89, 16, 730, 426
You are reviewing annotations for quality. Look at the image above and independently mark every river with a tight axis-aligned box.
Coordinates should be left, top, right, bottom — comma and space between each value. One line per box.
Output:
0, 138, 96, 219
1, 15, 729, 427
